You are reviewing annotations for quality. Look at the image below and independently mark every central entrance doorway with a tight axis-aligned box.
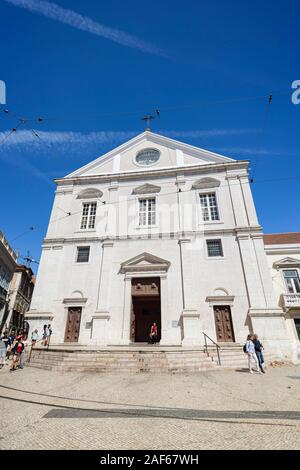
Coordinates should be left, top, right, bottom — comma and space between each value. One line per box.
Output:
131, 277, 161, 343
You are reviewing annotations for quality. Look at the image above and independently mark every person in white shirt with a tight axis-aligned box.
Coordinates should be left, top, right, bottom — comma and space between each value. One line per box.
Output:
19, 333, 28, 369
245, 334, 261, 374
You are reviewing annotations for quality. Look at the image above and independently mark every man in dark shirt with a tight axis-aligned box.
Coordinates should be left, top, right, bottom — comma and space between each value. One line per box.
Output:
253, 334, 265, 373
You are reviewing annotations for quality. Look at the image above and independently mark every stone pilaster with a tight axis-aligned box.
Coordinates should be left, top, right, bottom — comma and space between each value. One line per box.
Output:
120, 277, 132, 344
93, 241, 114, 344
178, 238, 202, 345
226, 174, 248, 228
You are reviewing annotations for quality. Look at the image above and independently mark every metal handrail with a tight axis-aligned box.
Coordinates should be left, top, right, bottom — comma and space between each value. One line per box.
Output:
203, 332, 221, 366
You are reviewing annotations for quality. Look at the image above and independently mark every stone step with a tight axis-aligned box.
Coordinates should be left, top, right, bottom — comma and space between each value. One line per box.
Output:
27, 347, 275, 373
28, 360, 216, 369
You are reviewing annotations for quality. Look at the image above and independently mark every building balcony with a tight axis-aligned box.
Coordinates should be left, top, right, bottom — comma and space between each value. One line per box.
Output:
281, 293, 300, 310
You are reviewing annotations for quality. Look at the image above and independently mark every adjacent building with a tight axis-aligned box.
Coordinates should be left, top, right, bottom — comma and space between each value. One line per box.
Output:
0, 230, 18, 331
27, 131, 293, 359
5, 264, 35, 332
264, 233, 300, 362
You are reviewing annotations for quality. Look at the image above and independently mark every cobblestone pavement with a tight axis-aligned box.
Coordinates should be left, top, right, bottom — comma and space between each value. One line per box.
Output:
0, 364, 299, 450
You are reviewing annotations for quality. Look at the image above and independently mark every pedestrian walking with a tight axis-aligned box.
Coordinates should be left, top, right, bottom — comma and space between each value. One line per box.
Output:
0, 333, 7, 368
6, 329, 16, 360
244, 334, 261, 374
10, 336, 24, 372
253, 334, 266, 373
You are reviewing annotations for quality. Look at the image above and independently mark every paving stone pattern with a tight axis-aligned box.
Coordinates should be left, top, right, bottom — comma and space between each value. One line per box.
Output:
0, 364, 299, 450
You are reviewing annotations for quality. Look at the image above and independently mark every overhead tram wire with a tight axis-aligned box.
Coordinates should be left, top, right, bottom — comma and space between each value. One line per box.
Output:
0, 90, 289, 126
249, 93, 274, 184
38, 90, 289, 123
0, 118, 27, 146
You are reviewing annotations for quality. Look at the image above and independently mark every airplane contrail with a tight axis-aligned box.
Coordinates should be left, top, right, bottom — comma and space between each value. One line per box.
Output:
3, 0, 167, 56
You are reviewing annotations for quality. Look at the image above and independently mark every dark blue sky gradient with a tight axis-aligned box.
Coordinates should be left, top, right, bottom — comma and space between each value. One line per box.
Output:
0, 0, 299, 269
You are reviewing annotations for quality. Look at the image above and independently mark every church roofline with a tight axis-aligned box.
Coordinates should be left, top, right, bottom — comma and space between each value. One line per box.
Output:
63, 131, 238, 179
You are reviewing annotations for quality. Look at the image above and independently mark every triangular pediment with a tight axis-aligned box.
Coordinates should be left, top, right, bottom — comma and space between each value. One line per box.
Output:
273, 257, 300, 269
132, 183, 161, 195
65, 131, 236, 178
120, 252, 170, 273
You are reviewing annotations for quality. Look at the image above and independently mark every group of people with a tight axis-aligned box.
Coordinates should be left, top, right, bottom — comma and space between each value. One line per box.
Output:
0, 324, 52, 372
37, 324, 53, 348
148, 324, 266, 375
244, 334, 265, 374
0, 329, 28, 372
0, 323, 265, 374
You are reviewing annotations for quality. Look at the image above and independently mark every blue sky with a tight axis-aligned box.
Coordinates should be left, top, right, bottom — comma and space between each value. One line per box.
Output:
0, 0, 299, 270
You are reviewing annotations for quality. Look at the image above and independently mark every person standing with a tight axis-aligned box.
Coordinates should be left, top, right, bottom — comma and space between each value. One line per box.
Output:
245, 334, 261, 374
253, 334, 265, 373
46, 324, 52, 347
10, 336, 24, 372
31, 329, 39, 347
19, 334, 28, 369
6, 329, 16, 360
149, 322, 158, 344
0, 333, 7, 368
42, 325, 48, 346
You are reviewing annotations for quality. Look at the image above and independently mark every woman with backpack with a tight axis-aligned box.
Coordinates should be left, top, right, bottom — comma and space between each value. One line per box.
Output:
244, 334, 261, 374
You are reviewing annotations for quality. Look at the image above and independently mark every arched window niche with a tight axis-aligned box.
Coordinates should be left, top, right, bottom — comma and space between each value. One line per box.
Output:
77, 188, 103, 199
192, 177, 220, 190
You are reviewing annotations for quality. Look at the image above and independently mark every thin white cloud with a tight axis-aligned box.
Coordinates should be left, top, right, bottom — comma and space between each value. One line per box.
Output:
213, 147, 284, 156
166, 129, 260, 138
3, 0, 166, 56
0, 130, 136, 155
0, 129, 261, 156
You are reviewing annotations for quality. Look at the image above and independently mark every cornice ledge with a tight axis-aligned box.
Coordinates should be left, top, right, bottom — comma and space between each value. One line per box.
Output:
43, 237, 103, 245
206, 295, 235, 303
251, 233, 264, 240
92, 311, 111, 320
248, 308, 284, 318
63, 298, 88, 304
181, 309, 200, 318
25, 310, 54, 320
55, 161, 249, 185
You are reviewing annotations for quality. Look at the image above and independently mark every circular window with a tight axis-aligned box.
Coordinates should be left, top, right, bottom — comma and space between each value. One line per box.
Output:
135, 148, 160, 166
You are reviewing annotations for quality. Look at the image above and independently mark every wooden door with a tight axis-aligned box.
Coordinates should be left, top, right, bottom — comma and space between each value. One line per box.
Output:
213, 306, 235, 342
64, 307, 82, 342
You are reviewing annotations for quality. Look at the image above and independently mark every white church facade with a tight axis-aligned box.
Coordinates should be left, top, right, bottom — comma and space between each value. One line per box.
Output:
27, 131, 292, 358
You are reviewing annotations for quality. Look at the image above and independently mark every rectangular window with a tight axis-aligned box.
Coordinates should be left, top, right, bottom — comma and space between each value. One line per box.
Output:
80, 202, 97, 229
207, 239, 223, 257
283, 270, 300, 294
76, 246, 90, 263
199, 193, 219, 221
139, 198, 156, 226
